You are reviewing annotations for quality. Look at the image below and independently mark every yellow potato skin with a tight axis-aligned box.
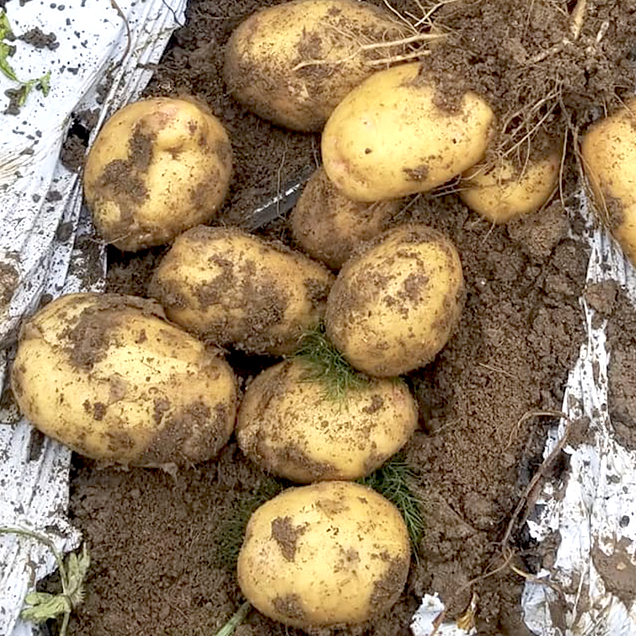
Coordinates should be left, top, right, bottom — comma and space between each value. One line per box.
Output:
581, 100, 636, 265
326, 224, 464, 376
10, 293, 237, 466
460, 152, 560, 224
149, 226, 335, 356
322, 63, 495, 201
237, 358, 418, 482
223, 0, 407, 131
238, 481, 410, 628
291, 167, 401, 269
84, 97, 232, 251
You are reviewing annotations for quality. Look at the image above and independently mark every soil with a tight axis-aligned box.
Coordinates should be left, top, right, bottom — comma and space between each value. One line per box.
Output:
606, 289, 636, 449
57, 1, 631, 635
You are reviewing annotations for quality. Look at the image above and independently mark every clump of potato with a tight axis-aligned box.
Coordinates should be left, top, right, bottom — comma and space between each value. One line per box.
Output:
322, 62, 495, 202
238, 481, 410, 628
459, 150, 561, 224
291, 167, 401, 269
84, 97, 233, 251
581, 99, 636, 266
10, 293, 237, 466
237, 358, 418, 482
326, 224, 464, 376
223, 0, 408, 131
149, 226, 335, 356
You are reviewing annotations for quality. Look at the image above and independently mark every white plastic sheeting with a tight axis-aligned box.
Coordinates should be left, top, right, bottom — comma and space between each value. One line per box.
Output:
0, 0, 186, 634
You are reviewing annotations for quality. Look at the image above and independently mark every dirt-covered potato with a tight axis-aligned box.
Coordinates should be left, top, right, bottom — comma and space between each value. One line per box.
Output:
223, 0, 407, 131
322, 62, 495, 202
291, 167, 401, 269
10, 293, 237, 466
582, 100, 636, 265
460, 151, 560, 224
84, 97, 232, 251
149, 226, 335, 356
238, 481, 410, 628
237, 358, 417, 482
326, 224, 464, 376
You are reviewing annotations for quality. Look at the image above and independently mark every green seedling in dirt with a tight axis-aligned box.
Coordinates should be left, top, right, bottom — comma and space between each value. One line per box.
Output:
360, 453, 425, 556
214, 477, 286, 570
0, 527, 89, 636
0, 11, 52, 113
213, 601, 252, 636
294, 325, 369, 401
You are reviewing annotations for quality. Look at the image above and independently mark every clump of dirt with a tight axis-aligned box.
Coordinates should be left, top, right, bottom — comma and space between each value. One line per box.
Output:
422, 0, 636, 158
65, 0, 608, 635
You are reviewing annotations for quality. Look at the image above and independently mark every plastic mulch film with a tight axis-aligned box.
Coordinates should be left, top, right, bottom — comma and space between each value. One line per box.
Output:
0, 1, 186, 634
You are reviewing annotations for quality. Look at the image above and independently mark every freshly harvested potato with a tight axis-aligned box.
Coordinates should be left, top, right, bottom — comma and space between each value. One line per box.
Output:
237, 358, 418, 482
84, 97, 232, 251
326, 224, 464, 376
10, 293, 237, 466
460, 151, 561, 224
291, 167, 401, 269
238, 481, 410, 628
223, 0, 407, 131
149, 226, 335, 356
322, 62, 495, 202
581, 100, 636, 265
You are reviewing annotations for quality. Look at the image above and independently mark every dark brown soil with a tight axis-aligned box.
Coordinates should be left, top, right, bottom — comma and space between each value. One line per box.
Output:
63, 1, 623, 635
606, 290, 636, 449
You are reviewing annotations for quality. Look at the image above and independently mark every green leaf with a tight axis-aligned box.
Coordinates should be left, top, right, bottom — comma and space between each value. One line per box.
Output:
0, 41, 18, 82
21, 592, 71, 622
0, 11, 14, 41
37, 70, 51, 96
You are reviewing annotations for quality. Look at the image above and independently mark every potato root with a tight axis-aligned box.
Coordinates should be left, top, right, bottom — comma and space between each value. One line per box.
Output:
581, 100, 636, 265
460, 151, 560, 224
322, 63, 495, 201
149, 226, 335, 356
291, 167, 401, 269
11, 293, 237, 466
238, 481, 410, 628
237, 358, 418, 482
84, 97, 232, 251
223, 0, 408, 131
326, 224, 464, 376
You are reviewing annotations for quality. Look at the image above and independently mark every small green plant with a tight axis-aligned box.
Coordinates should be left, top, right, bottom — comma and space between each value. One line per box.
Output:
214, 477, 286, 570
294, 326, 369, 401
360, 454, 424, 555
213, 601, 252, 636
0, 11, 52, 113
0, 527, 89, 636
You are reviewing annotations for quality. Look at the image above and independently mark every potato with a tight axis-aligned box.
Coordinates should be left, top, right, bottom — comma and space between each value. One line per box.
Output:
322, 62, 495, 202
238, 481, 410, 628
84, 97, 232, 251
237, 358, 417, 482
149, 226, 335, 356
10, 293, 237, 466
325, 224, 464, 376
291, 167, 401, 269
223, 0, 407, 131
581, 100, 636, 265
460, 151, 561, 224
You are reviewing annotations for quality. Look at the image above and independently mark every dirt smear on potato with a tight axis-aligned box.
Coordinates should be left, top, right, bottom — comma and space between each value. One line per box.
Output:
63, 1, 608, 635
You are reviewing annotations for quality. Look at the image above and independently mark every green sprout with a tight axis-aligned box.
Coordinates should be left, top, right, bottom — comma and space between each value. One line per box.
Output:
0, 527, 89, 636
213, 601, 252, 636
294, 326, 369, 401
0, 11, 52, 112
360, 454, 425, 556
214, 478, 286, 570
